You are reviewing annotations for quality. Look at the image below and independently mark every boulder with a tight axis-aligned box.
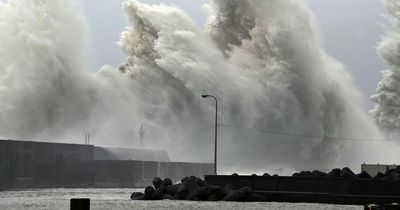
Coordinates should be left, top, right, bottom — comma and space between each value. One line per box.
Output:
195, 177, 207, 187
132, 194, 146, 200
161, 194, 174, 200
207, 185, 224, 201
150, 184, 165, 200
386, 169, 400, 180
130, 192, 144, 200
340, 167, 356, 178
181, 177, 189, 183
165, 184, 180, 196
144, 186, 155, 200
239, 186, 252, 196
327, 168, 341, 177
357, 170, 372, 179
208, 185, 223, 194
372, 172, 385, 180
223, 183, 234, 195
263, 173, 271, 177
222, 186, 252, 202
298, 171, 313, 177
187, 186, 209, 201
178, 176, 200, 199
152, 177, 163, 189
311, 170, 326, 178
246, 193, 267, 202
223, 191, 246, 201
163, 178, 173, 187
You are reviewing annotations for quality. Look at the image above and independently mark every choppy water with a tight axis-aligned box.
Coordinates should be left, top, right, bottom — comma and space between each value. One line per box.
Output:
0, 188, 362, 210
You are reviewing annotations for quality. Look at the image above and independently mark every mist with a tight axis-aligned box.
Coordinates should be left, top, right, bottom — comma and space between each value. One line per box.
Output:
0, 0, 398, 174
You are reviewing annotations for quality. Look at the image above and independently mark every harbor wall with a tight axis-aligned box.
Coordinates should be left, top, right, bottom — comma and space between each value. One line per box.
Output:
205, 175, 400, 196
0, 140, 93, 189
0, 140, 213, 189
204, 175, 400, 205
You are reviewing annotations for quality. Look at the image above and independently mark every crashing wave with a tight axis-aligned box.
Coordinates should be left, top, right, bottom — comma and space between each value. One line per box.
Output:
371, 0, 400, 138
0, 0, 395, 173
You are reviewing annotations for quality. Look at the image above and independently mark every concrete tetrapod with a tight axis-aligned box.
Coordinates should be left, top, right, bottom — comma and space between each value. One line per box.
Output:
130, 176, 267, 202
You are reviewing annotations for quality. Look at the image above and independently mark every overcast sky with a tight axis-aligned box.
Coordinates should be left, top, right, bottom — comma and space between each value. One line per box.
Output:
81, 0, 388, 111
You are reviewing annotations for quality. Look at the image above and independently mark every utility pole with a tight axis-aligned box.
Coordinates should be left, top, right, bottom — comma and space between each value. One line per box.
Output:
201, 95, 218, 175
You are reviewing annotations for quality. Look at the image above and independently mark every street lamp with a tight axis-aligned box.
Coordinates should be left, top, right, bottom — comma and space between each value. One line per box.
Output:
201, 94, 218, 175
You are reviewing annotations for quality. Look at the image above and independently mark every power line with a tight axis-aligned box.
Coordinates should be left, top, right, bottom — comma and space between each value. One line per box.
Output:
218, 122, 400, 142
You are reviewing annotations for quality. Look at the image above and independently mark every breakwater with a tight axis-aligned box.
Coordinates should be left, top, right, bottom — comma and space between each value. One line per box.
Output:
130, 167, 400, 205
0, 139, 213, 189
204, 173, 400, 205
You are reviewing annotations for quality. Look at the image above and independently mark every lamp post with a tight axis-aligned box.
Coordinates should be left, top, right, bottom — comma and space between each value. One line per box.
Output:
201, 94, 218, 175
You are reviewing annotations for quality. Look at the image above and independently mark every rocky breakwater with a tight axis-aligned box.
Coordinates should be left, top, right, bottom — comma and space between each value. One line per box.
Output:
292, 166, 400, 180
130, 167, 400, 203
130, 176, 267, 202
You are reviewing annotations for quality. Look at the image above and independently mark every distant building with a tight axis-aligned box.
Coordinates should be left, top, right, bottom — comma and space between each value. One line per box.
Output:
361, 163, 398, 176
94, 146, 170, 162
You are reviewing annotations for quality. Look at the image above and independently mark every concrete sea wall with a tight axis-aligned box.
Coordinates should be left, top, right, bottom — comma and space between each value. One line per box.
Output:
0, 140, 213, 189
0, 140, 93, 189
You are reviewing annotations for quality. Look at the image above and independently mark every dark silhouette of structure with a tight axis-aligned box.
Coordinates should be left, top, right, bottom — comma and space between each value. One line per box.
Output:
0, 139, 213, 189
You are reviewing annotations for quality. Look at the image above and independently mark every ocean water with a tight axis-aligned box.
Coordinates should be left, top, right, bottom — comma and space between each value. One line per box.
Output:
0, 188, 362, 210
